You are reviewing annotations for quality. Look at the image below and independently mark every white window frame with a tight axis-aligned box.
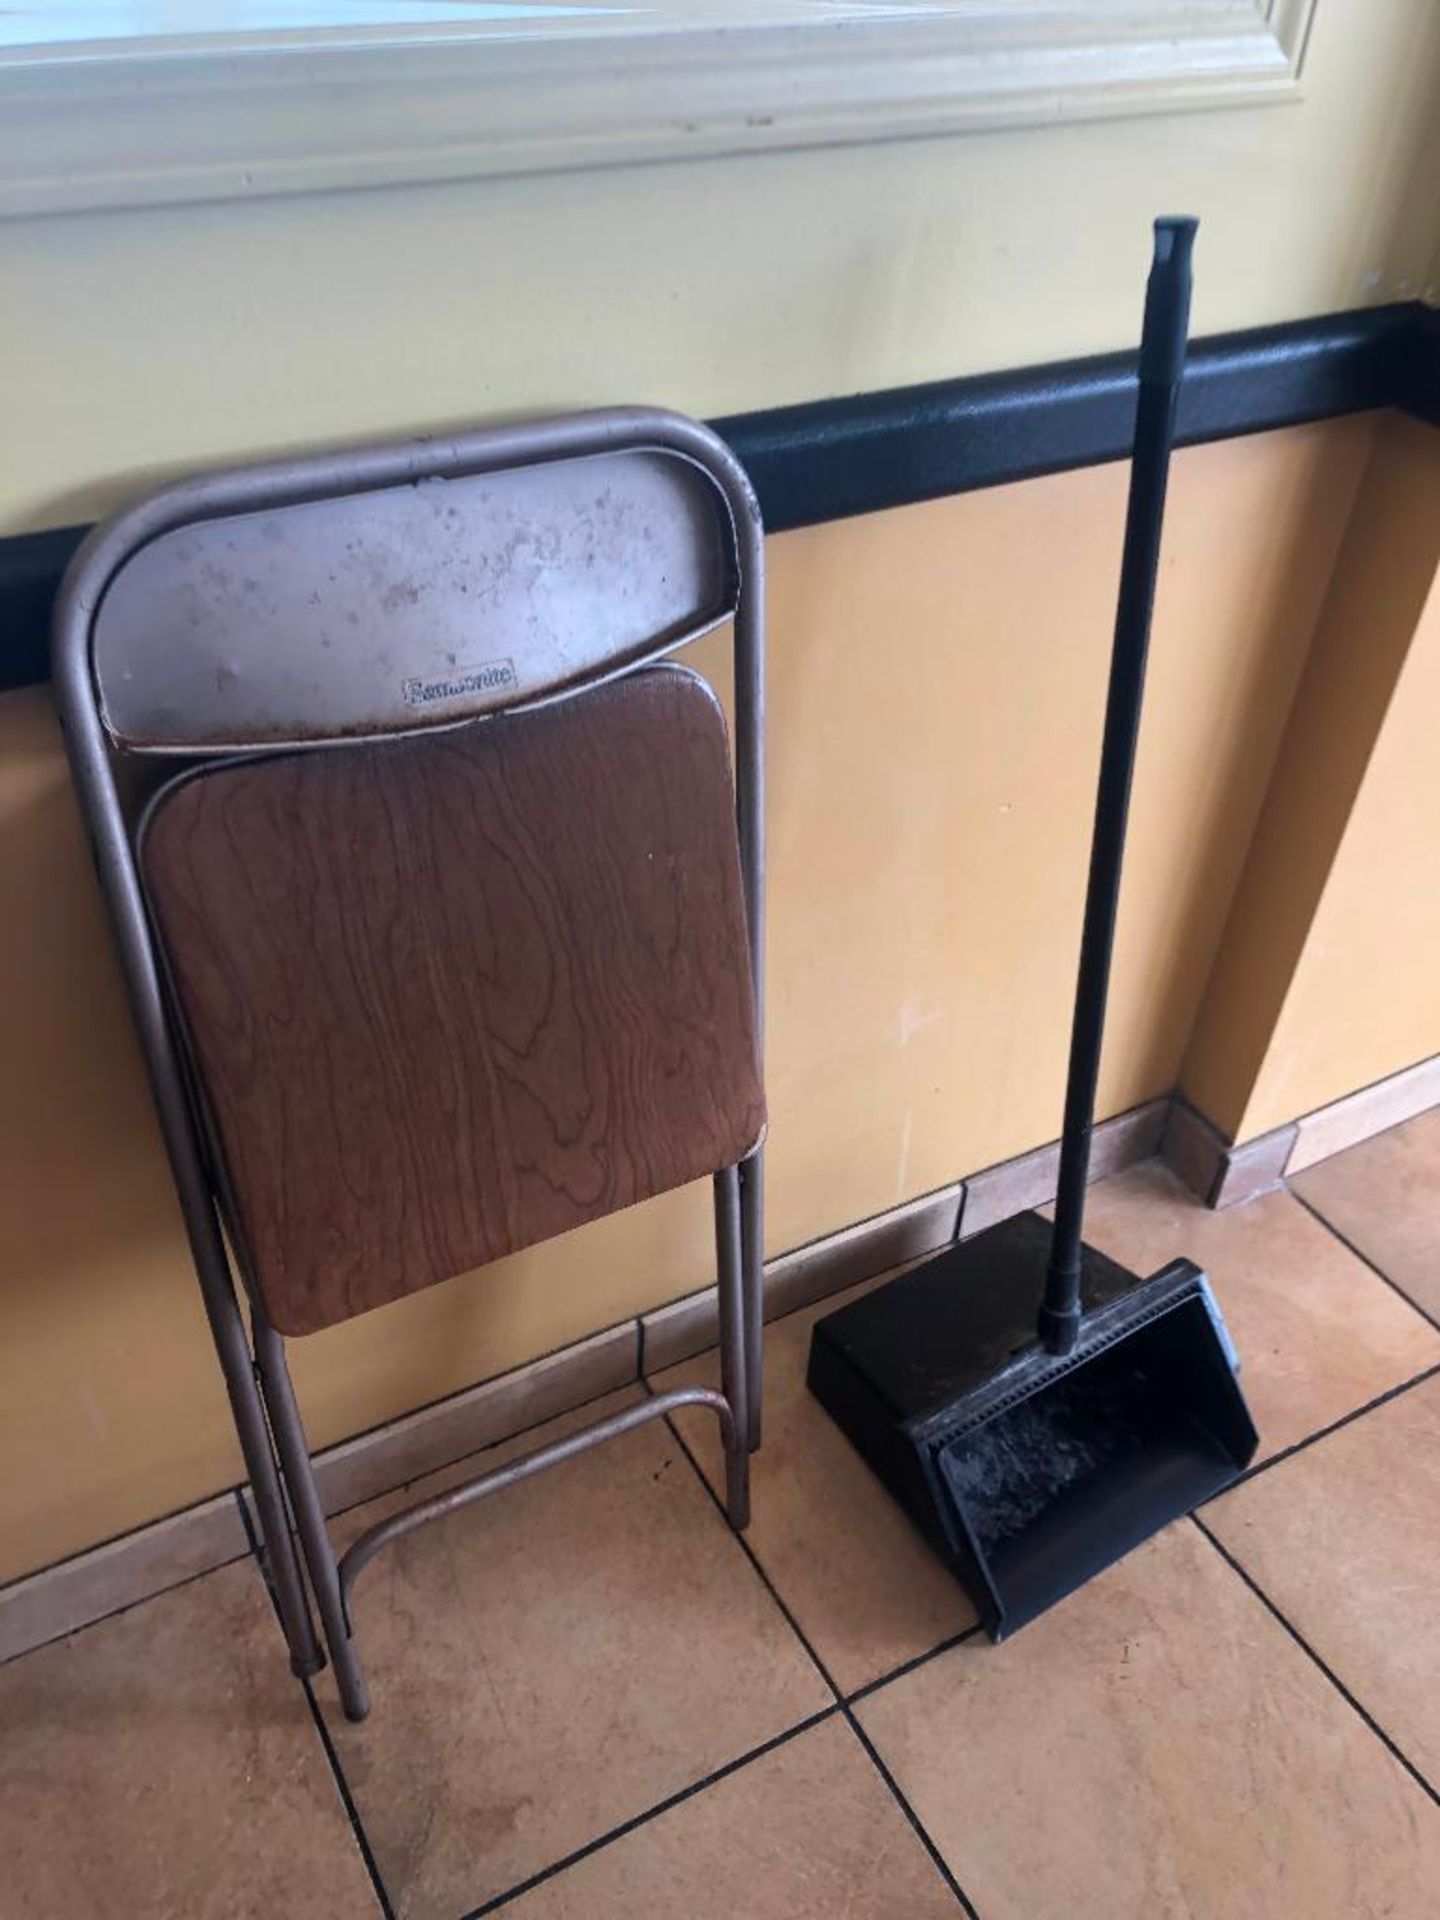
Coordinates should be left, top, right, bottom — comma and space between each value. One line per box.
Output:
0, 2, 1320, 220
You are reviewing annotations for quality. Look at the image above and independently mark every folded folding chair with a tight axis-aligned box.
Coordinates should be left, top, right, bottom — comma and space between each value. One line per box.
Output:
53, 410, 766, 1721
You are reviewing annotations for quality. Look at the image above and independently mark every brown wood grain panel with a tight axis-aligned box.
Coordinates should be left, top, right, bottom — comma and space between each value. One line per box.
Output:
141, 666, 764, 1335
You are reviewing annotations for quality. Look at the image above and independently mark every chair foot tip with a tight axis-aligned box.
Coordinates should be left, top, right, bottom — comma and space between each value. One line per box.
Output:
725, 1484, 751, 1531
340, 1677, 373, 1722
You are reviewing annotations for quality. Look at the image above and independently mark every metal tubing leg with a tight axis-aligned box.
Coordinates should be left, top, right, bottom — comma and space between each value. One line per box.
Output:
190, 1258, 322, 1678
252, 1320, 372, 1723
739, 1152, 765, 1452
713, 1168, 751, 1530
237, 1386, 326, 1679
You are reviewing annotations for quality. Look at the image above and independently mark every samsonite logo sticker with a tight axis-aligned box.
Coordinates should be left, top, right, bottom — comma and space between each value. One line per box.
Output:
402, 660, 518, 707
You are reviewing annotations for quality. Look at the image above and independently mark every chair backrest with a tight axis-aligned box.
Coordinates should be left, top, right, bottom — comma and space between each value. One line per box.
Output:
92, 445, 731, 753
56, 410, 766, 1337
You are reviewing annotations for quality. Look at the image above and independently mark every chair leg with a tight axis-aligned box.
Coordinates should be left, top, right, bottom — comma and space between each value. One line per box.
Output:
247, 1434, 326, 1681
196, 1269, 323, 1678
713, 1167, 751, 1530
252, 1318, 372, 1723
739, 1152, 765, 1452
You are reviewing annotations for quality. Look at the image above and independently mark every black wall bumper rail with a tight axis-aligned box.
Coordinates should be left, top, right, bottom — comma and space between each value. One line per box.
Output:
717, 302, 1435, 533
4, 301, 1437, 695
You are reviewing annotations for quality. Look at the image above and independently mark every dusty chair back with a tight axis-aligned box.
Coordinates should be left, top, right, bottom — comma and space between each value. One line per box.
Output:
53, 411, 766, 1722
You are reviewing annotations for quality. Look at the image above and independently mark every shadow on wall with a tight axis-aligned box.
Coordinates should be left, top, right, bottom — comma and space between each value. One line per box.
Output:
1119, 413, 1380, 1097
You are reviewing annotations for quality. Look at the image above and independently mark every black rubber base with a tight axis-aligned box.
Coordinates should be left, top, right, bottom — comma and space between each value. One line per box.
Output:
807, 1211, 1258, 1639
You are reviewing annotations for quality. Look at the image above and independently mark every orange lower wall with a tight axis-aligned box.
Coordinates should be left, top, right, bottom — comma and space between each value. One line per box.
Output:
0, 417, 1380, 1580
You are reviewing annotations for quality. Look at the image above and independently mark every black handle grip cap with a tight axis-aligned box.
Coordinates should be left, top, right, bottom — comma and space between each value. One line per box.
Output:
1138, 217, 1198, 388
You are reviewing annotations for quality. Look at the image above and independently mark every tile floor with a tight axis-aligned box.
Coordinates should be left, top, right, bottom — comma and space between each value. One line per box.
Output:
6, 1133, 1440, 1919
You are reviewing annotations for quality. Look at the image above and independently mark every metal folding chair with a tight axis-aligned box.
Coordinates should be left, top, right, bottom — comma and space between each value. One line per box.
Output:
53, 409, 766, 1722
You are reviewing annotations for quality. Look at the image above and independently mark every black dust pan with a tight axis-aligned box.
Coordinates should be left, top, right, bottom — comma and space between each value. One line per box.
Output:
809, 218, 1259, 1641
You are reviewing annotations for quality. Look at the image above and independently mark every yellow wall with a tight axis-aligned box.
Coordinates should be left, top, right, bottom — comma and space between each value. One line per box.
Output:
1184, 416, 1440, 1141
1, 0, 1438, 536
0, 421, 1375, 1579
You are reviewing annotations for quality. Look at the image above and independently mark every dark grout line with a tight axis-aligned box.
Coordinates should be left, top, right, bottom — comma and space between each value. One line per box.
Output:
656, 1398, 840, 1694
653, 1379, 982, 1716
1287, 1186, 1440, 1335
238, 1497, 398, 1920
1192, 1515, 1440, 1811
654, 1391, 981, 1917
1201, 1359, 1440, 1507
460, 1706, 841, 1918
841, 1703, 981, 1920
299, 1678, 399, 1920
847, 1624, 985, 1706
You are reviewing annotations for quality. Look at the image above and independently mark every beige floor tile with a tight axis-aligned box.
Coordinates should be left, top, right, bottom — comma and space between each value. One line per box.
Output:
503, 1715, 956, 1919
322, 1391, 830, 1920
1, 1560, 378, 1920
857, 1523, 1440, 1920
1291, 1108, 1440, 1323
1071, 1161, 1440, 1458
655, 1278, 976, 1697
1207, 1374, 1440, 1787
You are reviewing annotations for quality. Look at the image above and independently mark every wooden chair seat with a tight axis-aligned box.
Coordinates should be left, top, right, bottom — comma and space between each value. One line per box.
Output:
141, 664, 764, 1336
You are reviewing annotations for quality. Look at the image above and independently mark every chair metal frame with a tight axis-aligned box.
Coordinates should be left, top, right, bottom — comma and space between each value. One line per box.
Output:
53, 408, 765, 1722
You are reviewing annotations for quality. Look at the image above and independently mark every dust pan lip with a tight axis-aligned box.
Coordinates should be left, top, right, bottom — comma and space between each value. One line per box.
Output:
966, 1430, 1248, 1642
909, 1256, 1219, 1448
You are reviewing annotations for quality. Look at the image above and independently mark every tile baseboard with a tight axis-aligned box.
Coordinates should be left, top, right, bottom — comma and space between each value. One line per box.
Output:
0, 1492, 249, 1667
1166, 1053, 1440, 1207
1161, 1100, 1296, 1209
1285, 1052, 1440, 1176
640, 1096, 1168, 1373
640, 1181, 965, 1376
959, 1098, 1168, 1240
296, 1321, 641, 1524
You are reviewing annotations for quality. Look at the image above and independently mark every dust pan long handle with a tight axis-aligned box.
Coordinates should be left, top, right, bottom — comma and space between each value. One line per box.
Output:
1038, 216, 1197, 1357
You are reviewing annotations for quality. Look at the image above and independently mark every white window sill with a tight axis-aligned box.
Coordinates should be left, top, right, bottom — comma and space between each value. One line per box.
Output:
1, 2, 1318, 220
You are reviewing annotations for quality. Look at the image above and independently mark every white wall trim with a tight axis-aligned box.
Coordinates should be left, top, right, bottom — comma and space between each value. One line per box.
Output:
0, 1, 1320, 220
